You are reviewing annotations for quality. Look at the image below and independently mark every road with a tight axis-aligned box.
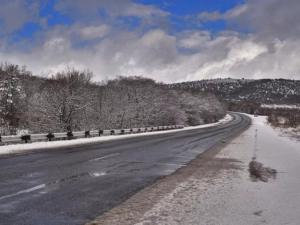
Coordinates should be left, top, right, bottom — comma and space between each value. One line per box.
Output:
0, 113, 250, 225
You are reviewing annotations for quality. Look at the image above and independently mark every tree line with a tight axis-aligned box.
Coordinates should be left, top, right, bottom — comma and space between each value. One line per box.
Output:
0, 63, 225, 135
263, 108, 300, 128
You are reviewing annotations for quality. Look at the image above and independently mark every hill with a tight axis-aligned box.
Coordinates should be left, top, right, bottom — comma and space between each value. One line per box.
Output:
170, 78, 300, 104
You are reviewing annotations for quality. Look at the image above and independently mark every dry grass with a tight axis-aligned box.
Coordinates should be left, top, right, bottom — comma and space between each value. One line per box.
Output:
248, 158, 277, 182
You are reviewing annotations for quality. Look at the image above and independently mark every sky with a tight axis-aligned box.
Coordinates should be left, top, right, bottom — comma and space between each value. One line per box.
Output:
0, 0, 300, 82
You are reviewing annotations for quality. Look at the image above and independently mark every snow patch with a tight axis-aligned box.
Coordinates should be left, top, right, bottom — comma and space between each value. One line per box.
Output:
261, 104, 300, 109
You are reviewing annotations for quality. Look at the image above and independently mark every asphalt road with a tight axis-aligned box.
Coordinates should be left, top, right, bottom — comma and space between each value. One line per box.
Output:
0, 113, 250, 225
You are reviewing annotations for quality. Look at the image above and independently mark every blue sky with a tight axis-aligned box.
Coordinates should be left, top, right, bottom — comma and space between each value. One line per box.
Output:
8, 0, 245, 43
138, 0, 243, 14
0, 0, 299, 82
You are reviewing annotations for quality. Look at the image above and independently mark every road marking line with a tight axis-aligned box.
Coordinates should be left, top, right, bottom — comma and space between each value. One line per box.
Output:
0, 184, 46, 201
90, 172, 107, 177
89, 153, 120, 162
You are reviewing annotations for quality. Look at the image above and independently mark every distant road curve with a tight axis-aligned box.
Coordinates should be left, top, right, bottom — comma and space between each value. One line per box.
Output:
0, 112, 251, 225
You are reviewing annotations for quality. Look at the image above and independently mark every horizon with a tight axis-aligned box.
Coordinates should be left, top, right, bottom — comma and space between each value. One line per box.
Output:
2, 62, 300, 84
1, 0, 300, 82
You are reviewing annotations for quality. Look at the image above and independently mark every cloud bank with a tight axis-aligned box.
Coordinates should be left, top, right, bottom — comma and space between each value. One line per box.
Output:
0, 0, 300, 82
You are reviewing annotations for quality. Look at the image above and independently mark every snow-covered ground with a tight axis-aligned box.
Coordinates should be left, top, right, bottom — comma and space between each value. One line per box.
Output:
0, 114, 232, 156
89, 115, 300, 225
261, 104, 300, 109
273, 126, 300, 142
134, 115, 300, 225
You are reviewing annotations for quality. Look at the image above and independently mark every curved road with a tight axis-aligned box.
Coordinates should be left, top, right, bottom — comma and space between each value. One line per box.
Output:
0, 113, 250, 225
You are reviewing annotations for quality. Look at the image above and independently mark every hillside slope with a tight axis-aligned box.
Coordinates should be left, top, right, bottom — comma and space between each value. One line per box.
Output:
170, 78, 300, 104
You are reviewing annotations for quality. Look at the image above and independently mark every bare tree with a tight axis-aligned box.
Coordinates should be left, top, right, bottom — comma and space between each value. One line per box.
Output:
27, 69, 94, 132
0, 63, 28, 134
0, 63, 226, 133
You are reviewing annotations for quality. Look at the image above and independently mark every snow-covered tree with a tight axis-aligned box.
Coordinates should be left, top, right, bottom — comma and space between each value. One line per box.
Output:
27, 69, 94, 132
0, 63, 27, 134
0, 63, 226, 133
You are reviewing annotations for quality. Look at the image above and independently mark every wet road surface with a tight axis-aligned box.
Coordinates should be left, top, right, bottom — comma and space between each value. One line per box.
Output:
0, 113, 250, 225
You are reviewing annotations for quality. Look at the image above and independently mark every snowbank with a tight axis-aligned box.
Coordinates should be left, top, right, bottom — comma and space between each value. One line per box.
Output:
0, 114, 232, 156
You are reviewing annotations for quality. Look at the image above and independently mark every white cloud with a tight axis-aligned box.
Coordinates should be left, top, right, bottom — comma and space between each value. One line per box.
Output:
226, 4, 248, 18
189, 39, 268, 79
198, 11, 222, 22
2, 27, 300, 82
197, 4, 247, 22
79, 25, 110, 40
55, 0, 168, 21
178, 31, 211, 49
1, 0, 300, 82
198, 0, 300, 40
121, 3, 169, 18
0, 0, 40, 34
43, 37, 71, 52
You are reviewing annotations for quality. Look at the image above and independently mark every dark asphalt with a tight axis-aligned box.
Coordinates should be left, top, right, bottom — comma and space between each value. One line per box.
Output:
0, 113, 251, 225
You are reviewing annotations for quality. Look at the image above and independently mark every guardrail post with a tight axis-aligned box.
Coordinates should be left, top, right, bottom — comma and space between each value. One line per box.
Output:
110, 130, 115, 135
21, 135, 31, 143
67, 131, 73, 140
99, 129, 103, 136
85, 131, 90, 138
121, 129, 125, 135
47, 132, 54, 141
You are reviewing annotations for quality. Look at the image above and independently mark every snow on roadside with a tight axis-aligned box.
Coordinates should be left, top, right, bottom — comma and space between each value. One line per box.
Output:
272, 126, 300, 142
131, 115, 300, 225
281, 126, 300, 140
261, 104, 300, 109
0, 114, 232, 156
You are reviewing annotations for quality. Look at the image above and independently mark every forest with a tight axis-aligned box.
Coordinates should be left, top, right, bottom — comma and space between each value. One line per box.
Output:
0, 63, 225, 135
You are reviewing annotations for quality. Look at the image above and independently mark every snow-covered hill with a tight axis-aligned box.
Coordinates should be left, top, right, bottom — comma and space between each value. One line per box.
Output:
170, 78, 300, 104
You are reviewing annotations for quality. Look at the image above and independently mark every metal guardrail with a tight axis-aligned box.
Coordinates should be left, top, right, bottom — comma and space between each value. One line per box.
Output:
0, 125, 184, 145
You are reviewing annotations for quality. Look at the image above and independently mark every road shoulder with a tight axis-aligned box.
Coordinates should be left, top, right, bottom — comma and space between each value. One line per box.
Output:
88, 115, 300, 225
86, 115, 249, 225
